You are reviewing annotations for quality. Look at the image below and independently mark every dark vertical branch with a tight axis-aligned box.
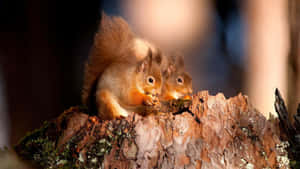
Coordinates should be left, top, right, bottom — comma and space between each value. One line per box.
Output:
275, 88, 300, 161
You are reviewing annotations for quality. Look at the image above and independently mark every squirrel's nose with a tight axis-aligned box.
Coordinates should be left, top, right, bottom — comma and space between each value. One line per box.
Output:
183, 88, 193, 100
183, 95, 192, 100
146, 89, 160, 97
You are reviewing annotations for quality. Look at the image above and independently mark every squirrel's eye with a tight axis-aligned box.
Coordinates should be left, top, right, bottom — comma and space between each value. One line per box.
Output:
147, 76, 155, 85
176, 76, 184, 85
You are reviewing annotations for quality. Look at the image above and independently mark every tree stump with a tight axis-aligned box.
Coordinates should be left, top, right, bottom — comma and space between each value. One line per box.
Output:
14, 91, 291, 169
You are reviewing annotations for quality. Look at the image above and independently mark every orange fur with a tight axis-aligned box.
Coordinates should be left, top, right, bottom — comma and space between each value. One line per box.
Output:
82, 13, 163, 119
162, 93, 177, 101
97, 89, 129, 119
82, 13, 136, 106
161, 54, 193, 101
128, 89, 145, 106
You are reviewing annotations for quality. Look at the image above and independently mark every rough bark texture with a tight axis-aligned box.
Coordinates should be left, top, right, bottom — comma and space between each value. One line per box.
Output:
275, 89, 300, 166
14, 91, 291, 169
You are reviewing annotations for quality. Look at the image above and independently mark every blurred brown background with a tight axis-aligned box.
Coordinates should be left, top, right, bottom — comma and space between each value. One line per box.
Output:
0, 0, 101, 145
0, 0, 298, 146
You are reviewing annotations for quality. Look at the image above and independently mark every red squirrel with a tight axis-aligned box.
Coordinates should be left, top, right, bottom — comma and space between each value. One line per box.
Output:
82, 14, 163, 119
161, 54, 193, 101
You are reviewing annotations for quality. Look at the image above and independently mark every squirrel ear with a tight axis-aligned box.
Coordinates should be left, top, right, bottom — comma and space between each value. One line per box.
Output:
164, 66, 173, 77
154, 50, 162, 65
168, 65, 175, 74
137, 49, 152, 72
175, 55, 185, 68
137, 61, 146, 73
146, 49, 153, 67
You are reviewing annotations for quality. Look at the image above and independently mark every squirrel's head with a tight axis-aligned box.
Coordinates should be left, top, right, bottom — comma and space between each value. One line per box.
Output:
161, 55, 193, 100
135, 49, 163, 97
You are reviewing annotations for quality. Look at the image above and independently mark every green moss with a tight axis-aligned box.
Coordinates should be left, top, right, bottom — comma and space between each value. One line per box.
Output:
14, 112, 136, 169
290, 160, 300, 169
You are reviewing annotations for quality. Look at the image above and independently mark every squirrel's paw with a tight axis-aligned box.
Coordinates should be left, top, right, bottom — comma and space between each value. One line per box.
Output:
143, 95, 160, 106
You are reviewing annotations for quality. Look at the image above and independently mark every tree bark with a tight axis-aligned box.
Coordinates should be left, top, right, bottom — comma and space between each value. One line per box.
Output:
14, 91, 292, 169
275, 89, 300, 163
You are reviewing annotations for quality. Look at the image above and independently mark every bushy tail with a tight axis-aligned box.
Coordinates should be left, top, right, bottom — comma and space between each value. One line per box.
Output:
82, 13, 135, 107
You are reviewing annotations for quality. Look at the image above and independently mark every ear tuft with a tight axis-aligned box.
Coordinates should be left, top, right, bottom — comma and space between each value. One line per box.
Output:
175, 55, 185, 67
154, 50, 162, 65
137, 61, 146, 73
137, 50, 152, 73
146, 49, 153, 68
